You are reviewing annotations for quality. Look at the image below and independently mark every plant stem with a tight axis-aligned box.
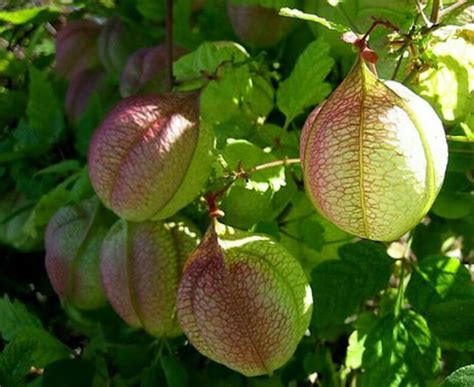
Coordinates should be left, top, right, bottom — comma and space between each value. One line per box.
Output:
394, 235, 412, 318
247, 158, 300, 174
203, 158, 301, 218
165, 0, 174, 91
439, 0, 469, 20
447, 135, 474, 143
430, 0, 441, 24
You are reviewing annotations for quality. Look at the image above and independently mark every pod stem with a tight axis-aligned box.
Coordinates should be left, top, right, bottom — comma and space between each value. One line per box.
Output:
165, 0, 174, 91
204, 158, 301, 219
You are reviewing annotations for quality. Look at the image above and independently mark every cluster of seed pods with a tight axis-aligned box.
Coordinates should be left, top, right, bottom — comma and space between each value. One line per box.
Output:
45, 17, 449, 377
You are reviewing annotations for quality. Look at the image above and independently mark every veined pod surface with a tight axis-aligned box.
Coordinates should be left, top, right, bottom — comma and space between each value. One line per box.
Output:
45, 197, 111, 310
300, 58, 448, 241
177, 222, 313, 377
227, 1, 297, 48
119, 44, 187, 97
55, 19, 101, 79
100, 219, 200, 337
88, 92, 214, 221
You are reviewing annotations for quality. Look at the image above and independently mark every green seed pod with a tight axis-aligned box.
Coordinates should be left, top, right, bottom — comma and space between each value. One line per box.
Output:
100, 219, 200, 337
177, 222, 313, 376
45, 198, 111, 310
300, 58, 448, 241
88, 92, 214, 221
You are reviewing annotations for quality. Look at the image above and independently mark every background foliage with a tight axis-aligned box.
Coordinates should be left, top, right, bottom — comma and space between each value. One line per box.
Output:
0, 0, 473, 386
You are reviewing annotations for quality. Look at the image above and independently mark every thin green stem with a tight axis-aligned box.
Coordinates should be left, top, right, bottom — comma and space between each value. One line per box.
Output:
394, 236, 412, 318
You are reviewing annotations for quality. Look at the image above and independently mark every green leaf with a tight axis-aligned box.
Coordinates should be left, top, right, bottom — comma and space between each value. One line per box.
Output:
0, 328, 70, 386
174, 41, 249, 80
22, 169, 92, 238
277, 38, 334, 123
427, 299, 474, 351
442, 365, 474, 387
361, 311, 440, 386
230, 0, 299, 9
310, 241, 392, 331
219, 140, 293, 229
279, 7, 350, 33
407, 255, 473, 312
0, 89, 26, 128
0, 297, 42, 341
0, 6, 60, 25
13, 67, 64, 155
33, 160, 82, 177
160, 355, 189, 387
279, 192, 352, 275
42, 359, 96, 387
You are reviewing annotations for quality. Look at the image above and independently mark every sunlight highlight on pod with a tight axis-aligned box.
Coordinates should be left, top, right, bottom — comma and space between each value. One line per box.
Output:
300, 58, 448, 241
177, 222, 313, 377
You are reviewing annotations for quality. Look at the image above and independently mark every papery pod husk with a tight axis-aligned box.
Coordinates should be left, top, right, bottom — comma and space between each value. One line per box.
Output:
88, 92, 214, 221
98, 18, 140, 76
227, 2, 298, 48
177, 221, 313, 377
45, 197, 112, 310
100, 219, 200, 337
65, 69, 106, 122
119, 45, 187, 97
55, 19, 102, 79
301, 58, 448, 242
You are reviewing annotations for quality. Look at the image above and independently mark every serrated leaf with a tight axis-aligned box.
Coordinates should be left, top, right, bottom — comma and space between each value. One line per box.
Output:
33, 160, 81, 177
310, 241, 392, 331
361, 311, 440, 386
0, 297, 42, 341
277, 38, 334, 123
427, 299, 474, 351
14, 67, 64, 155
174, 41, 249, 80
22, 169, 90, 238
407, 255, 473, 312
442, 365, 474, 387
0, 328, 70, 386
0, 6, 60, 25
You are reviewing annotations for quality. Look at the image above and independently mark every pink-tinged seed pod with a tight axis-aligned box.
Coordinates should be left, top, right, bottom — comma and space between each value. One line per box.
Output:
177, 222, 313, 377
119, 45, 187, 97
98, 18, 139, 75
45, 198, 111, 310
55, 19, 102, 79
88, 92, 214, 221
227, 2, 297, 48
300, 58, 448, 242
65, 69, 106, 122
100, 219, 200, 337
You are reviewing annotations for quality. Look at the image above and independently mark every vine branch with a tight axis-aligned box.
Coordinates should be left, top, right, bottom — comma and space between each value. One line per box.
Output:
204, 158, 301, 218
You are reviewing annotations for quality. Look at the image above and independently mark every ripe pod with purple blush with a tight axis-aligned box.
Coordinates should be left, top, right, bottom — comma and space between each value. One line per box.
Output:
65, 69, 106, 122
120, 44, 187, 97
300, 58, 448, 241
177, 222, 313, 376
55, 19, 101, 79
100, 219, 200, 337
227, 1, 297, 48
98, 18, 139, 76
88, 92, 213, 221
45, 198, 111, 310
